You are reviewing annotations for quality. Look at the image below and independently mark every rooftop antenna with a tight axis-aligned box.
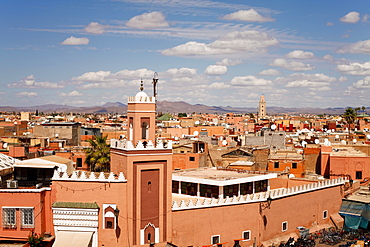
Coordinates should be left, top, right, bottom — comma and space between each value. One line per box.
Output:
152, 72, 158, 99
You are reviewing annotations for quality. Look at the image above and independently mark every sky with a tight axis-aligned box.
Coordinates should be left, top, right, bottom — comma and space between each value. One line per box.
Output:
1, 0, 370, 109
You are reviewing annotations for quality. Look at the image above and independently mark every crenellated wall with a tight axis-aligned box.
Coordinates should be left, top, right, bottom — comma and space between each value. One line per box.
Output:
110, 139, 172, 150
128, 95, 155, 103
52, 170, 127, 182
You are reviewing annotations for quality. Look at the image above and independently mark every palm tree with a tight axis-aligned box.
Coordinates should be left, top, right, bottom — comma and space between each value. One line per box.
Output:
85, 135, 110, 172
343, 107, 357, 137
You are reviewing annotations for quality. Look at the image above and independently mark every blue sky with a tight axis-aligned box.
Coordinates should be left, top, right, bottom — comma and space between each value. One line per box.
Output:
1, 0, 370, 109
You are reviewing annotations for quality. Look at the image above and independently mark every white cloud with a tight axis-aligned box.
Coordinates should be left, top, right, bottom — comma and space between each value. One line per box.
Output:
322, 54, 334, 60
84, 22, 109, 34
209, 82, 230, 89
337, 39, 370, 54
276, 73, 335, 90
363, 14, 370, 23
339, 76, 348, 82
353, 76, 370, 88
16, 92, 38, 97
285, 80, 331, 89
163, 68, 197, 78
285, 50, 314, 59
73, 69, 155, 83
258, 69, 281, 76
60, 91, 82, 97
270, 58, 315, 71
230, 75, 272, 86
204, 65, 227, 75
221, 9, 275, 22
340, 11, 360, 23
276, 89, 288, 93
114, 68, 155, 79
326, 22, 334, 26
336, 61, 370, 75
276, 73, 336, 83
72, 71, 111, 82
60, 36, 89, 45
162, 30, 278, 56
216, 58, 242, 66
126, 11, 169, 30
77, 81, 128, 89
7, 75, 64, 88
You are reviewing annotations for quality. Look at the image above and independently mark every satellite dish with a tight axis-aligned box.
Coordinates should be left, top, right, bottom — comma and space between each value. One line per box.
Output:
222, 140, 227, 146
271, 124, 276, 130
314, 139, 319, 144
353, 139, 357, 143
195, 120, 200, 125
193, 131, 199, 136
335, 135, 339, 139
367, 135, 370, 140
55, 134, 59, 138
3, 143, 8, 148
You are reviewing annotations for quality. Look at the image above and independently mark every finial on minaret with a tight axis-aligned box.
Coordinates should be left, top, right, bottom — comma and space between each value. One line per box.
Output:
140, 80, 144, 91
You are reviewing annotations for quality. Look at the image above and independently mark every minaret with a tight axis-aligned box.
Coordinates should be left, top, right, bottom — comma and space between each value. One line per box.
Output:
258, 94, 266, 119
127, 80, 156, 145
110, 81, 172, 246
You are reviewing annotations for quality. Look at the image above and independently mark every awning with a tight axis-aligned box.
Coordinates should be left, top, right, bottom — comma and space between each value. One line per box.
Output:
339, 200, 370, 229
53, 231, 93, 247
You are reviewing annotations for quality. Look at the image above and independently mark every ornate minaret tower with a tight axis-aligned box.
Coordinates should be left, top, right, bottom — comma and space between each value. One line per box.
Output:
258, 94, 266, 119
110, 81, 172, 246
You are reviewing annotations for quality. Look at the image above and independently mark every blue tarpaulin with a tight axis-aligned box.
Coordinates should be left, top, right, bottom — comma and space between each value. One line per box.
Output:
339, 200, 370, 229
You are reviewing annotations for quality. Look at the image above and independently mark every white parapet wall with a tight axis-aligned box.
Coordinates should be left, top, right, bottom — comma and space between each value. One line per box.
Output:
110, 139, 172, 151
52, 170, 127, 182
172, 177, 344, 211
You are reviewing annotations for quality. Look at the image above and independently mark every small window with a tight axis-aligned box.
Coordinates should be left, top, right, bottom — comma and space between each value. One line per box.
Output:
148, 181, 152, 192
189, 157, 195, 161
106, 220, 114, 229
242, 230, 251, 241
76, 158, 82, 168
2, 208, 16, 228
282, 221, 288, 232
211, 235, 220, 245
292, 163, 297, 169
323, 210, 328, 219
21, 208, 34, 228
356, 171, 362, 180
274, 162, 279, 169
180, 151, 184, 153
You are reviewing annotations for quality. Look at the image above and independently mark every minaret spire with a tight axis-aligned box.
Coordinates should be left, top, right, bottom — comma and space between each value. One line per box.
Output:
140, 79, 144, 91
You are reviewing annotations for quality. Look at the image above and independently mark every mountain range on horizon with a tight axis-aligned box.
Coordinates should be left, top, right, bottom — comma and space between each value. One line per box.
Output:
0, 101, 358, 115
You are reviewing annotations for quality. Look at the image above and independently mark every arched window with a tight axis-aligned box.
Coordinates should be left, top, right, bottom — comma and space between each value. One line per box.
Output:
142, 122, 148, 139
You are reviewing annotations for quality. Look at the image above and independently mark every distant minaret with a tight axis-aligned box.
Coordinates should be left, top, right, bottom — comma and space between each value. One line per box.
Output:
258, 95, 266, 119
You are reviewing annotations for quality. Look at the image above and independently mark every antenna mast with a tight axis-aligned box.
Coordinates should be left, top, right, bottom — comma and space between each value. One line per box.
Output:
152, 72, 158, 100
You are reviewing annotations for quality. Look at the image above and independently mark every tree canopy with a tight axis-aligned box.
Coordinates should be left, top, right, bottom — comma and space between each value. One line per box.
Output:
85, 135, 110, 172
343, 107, 357, 136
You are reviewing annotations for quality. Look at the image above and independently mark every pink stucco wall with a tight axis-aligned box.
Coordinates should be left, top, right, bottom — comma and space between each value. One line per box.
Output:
171, 185, 343, 246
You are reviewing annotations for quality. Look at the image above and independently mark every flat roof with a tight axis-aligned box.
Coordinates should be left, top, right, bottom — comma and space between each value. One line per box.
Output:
172, 168, 277, 186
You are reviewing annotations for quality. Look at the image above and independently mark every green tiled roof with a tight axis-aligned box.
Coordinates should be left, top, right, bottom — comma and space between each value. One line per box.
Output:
157, 113, 173, 121
52, 202, 99, 209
